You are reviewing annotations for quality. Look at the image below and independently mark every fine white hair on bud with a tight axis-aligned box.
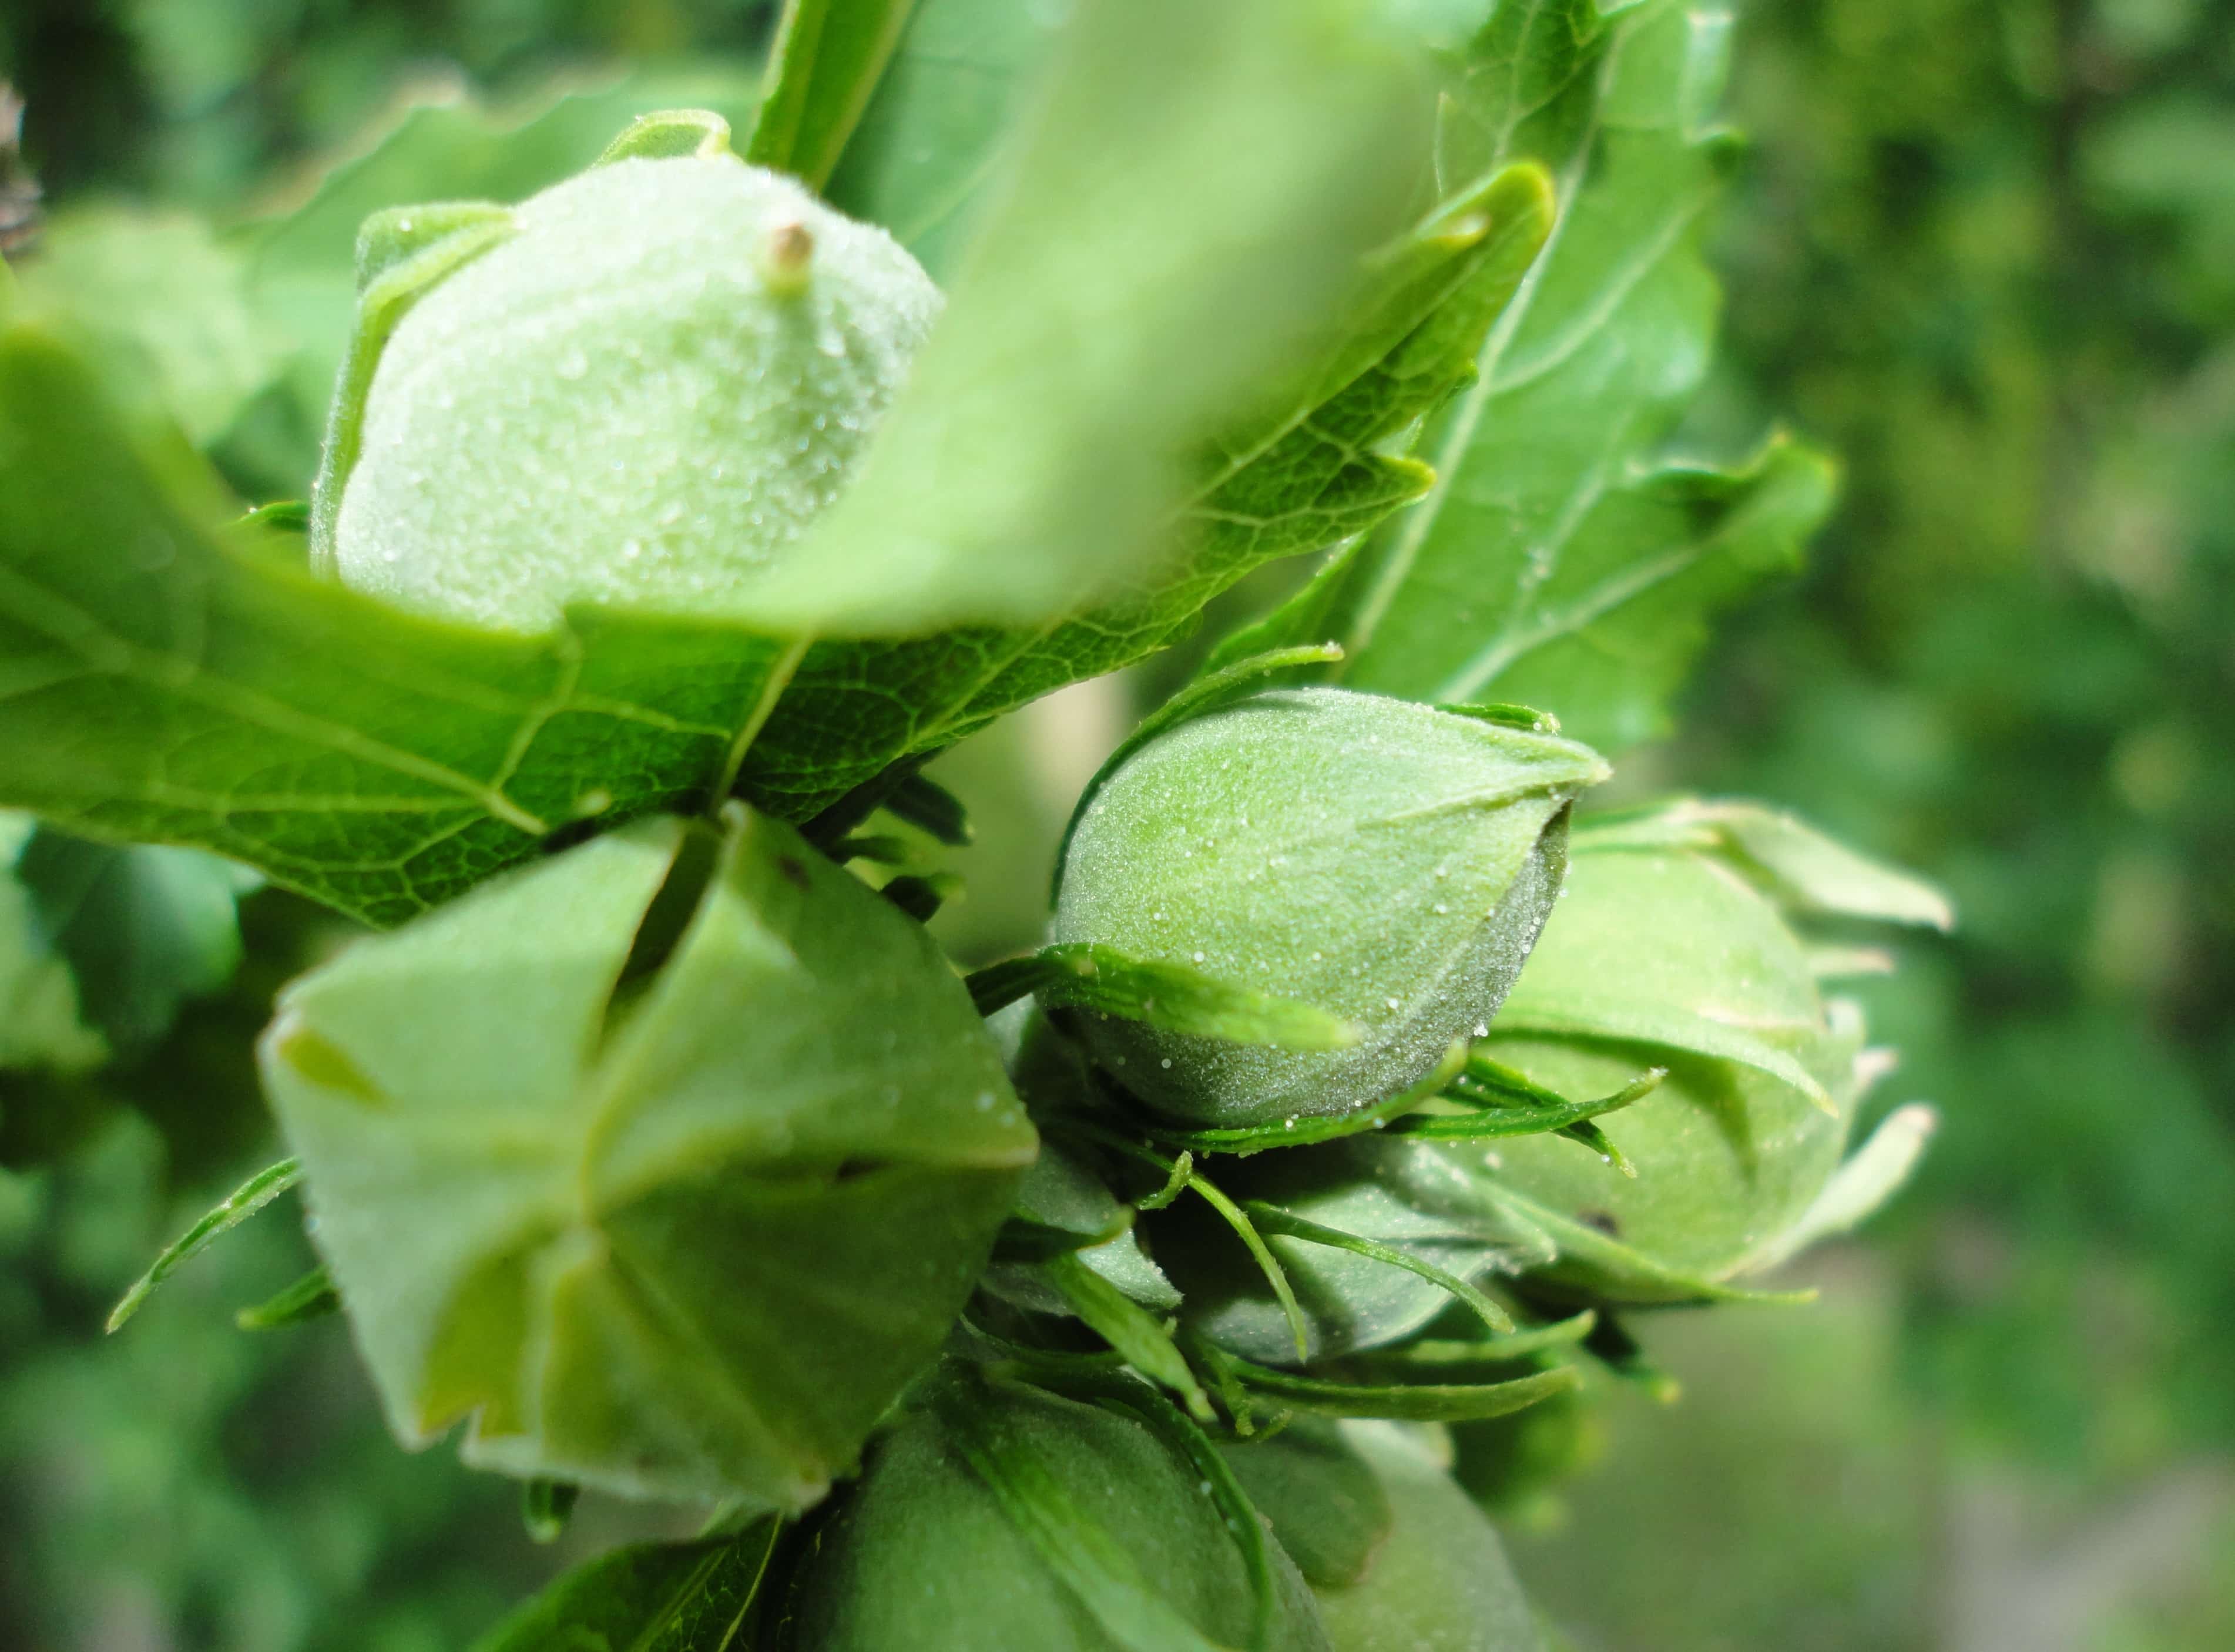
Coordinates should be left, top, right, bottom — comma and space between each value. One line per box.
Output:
1052, 687, 1609, 1129
314, 123, 941, 634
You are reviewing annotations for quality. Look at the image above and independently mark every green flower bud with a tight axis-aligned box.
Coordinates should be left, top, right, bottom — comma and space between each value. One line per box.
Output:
787, 1362, 1330, 1651
259, 807, 1035, 1508
1051, 688, 1608, 1129
1412, 803, 1946, 1304
311, 112, 940, 634
1299, 1423, 1546, 1652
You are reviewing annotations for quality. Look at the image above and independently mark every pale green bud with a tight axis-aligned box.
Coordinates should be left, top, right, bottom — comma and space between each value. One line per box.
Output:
311, 113, 941, 634
1052, 688, 1608, 1129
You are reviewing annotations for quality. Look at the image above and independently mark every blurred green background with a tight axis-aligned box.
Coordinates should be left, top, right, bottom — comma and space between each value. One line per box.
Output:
1, 1, 2230, 1648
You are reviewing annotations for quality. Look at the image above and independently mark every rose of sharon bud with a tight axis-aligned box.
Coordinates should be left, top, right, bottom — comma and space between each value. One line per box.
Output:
1052, 687, 1607, 1128
310, 111, 941, 633
1422, 803, 1948, 1304
258, 807, 1033, 1508
787, 1362, 1331, 1651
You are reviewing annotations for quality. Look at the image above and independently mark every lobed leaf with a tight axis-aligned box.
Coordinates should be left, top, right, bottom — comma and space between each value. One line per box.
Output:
1265, 0, 1838, 754
740, 163, 1556, 818
731, 0, 1436, 635
0, 319, 796, 926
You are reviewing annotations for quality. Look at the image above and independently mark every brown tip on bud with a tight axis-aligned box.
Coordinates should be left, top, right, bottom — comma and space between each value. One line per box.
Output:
762, 220, 814, 297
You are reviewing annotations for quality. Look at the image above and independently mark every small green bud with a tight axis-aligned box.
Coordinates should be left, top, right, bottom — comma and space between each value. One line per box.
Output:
1301, 1423, 1547, 1652
259, 807, 1033, 1507
311, 113, 941, 634
1051, 688, 1608, 1128
786, 1362, 1331, 1651
1436, 812, 1931, 1302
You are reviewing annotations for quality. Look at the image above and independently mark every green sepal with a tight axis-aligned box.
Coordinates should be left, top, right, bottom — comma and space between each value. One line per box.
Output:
519, 1478, 580, 1545
1305, 1423, 1548, 1652
744, 2, 915, 188
310, 206, 518, 570
1038, 1250, 1213, 1421
234, 1265, 342, 1331
261, 808, 1035, 1507
597, 108, 736, 165
973, 942, 1364, 1053
1185, 1334, 1576, 1424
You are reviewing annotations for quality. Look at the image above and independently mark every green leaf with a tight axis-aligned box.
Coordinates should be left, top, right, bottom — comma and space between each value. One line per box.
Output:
471, 1522, 782, 1652
739, 163, 1555, 821
746, 0, 919, 190
0, 815, 108, 1076
13, 822, 253, 1052
0, 318, 796, 926
13, 206, 287, 448
823, 0, 1071, 282
731, 0, 1435, 635
1300, 0, 1837, 753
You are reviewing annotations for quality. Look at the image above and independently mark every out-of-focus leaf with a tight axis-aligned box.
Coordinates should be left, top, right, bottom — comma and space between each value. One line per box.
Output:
730, 0, 1435, 635
1288, 0, 1836, 753
823, 0, 1070, 282
14, 206, 286, 446
740, 166, 1555, 817
745, 0, 918, 191
0, 317, 793, 926
14, 823, 253, 1051
471, 1523, 781, 1652
0, 815, 106, 1075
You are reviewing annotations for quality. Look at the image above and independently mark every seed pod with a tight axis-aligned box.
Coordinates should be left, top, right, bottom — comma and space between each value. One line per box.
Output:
1052, 688, 1607, 1128
311, 111, 941, 634
259, 807, 1035, 1508
1412, 803, 1946, 1303
786, 1362, 1331, 1651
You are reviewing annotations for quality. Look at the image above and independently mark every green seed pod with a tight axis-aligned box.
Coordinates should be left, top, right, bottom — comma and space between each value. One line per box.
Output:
259, 807, 1035, 1508
1052, 689, 1608, 1129
311, 111, 941, 634
786, 1362, 1331, 1651
1412, 803, 1947, 1304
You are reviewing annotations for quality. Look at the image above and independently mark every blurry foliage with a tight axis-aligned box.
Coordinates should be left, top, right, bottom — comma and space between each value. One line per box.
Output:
1681, 0, 2235, 1474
